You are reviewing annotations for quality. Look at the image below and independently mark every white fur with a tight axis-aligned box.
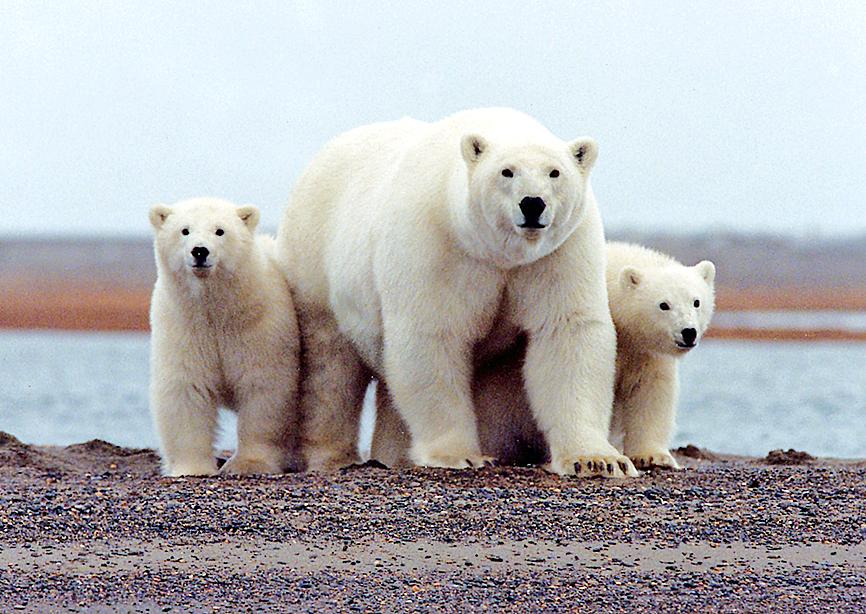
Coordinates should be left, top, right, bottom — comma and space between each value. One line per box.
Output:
277, 108, 634, 477
371, 242, 716, 472
149, 197, 301, 476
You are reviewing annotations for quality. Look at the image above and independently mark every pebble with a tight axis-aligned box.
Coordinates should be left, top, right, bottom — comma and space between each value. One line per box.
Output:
0, 433, 863, 609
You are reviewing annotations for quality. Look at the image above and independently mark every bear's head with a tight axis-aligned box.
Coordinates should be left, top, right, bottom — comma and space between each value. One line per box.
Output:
149, 197, 260, 282
460, 132, 598, 266
617, 260, 716, 355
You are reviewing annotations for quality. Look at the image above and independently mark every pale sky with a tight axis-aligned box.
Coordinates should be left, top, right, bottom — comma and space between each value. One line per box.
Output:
1, 1, 864, 236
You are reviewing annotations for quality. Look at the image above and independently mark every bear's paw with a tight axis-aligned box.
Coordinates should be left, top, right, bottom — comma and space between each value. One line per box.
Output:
630, 450, 681, 471
166, 460, 219, 477
546, 452, 638, 479
220, 454, 283, 476
413, 453, 498, 470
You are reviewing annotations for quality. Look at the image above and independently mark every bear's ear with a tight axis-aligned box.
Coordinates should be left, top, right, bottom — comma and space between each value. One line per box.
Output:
236, 205, 260, 231
149, 204, 173, 230
695, 260, 716, 284
620, 266, 642, 289
568, 137, 599, 173
461, 133, 488, 166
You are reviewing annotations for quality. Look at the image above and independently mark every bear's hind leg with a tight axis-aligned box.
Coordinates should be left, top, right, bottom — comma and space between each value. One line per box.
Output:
223, 383, 299, 475
298, 306, 367, 471
369, 383, 412, 468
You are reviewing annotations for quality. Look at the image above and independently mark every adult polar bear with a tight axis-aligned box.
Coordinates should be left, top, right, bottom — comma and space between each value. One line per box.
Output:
277, 108, 637, 477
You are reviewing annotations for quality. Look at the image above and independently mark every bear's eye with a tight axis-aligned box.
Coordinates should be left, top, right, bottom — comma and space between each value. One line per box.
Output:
694, 299, 701, 308
659, 302, 670, 311
549, 169, 560, 178
181, 228, 189, 236
215, 228, 224, 236
501, 168, 513, 178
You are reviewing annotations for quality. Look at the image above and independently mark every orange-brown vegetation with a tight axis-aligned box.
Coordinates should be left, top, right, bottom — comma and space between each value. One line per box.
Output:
0, 282, 150, 332
715, 287, 866, 312
706, 327, 866, 342
1, 281, 865, 341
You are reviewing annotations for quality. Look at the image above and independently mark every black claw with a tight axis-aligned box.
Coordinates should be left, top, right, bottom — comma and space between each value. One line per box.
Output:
618, 461, 627, 474
607, 463, 614, 474
574, 461, 582, 474
465, 459, 473, 468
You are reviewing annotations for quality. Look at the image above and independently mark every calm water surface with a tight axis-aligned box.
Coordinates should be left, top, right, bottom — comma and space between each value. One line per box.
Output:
714, 310, 866, 332
1, 330, 864, 458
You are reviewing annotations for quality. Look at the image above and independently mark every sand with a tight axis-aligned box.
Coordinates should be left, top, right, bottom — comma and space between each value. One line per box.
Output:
0, 433, 863, 611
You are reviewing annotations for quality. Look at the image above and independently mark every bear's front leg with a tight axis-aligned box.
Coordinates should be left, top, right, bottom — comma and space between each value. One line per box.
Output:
383, 324, 492, 469
617, 357, 681, 471
524, 317, 638, 478
151, 378, 219, 477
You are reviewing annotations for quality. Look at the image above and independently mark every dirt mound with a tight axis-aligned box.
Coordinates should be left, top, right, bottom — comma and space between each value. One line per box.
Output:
65, 439, 152, 457
61, 440, 161, 477
765, 449, 816, 465
0, 433, 76, 473
0, 431, 22, 446
0, 433, 160, 477
673, 444, 718, 460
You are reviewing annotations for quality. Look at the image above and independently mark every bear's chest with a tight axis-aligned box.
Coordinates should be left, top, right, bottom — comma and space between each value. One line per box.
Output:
473, 287, 523, 365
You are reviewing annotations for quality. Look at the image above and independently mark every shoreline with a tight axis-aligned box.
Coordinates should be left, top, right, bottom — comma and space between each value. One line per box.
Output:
0, 433, 863, 610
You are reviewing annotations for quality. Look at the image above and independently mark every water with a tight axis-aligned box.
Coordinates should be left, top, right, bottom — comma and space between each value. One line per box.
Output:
1, 330, 865, 458
714, 310, 866, 332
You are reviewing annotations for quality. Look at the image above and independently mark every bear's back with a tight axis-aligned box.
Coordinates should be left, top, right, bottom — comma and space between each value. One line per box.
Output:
607, 241, 678, 275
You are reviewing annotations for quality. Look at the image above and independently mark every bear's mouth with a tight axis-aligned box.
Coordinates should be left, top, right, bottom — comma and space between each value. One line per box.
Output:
518, 221, 548, 230
675, 341, 696, 351
191, 264, 213, 277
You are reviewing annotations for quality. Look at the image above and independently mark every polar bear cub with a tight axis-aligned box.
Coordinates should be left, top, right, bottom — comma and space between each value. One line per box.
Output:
606, 241, 715, 469
149, 197, 301, 476
372, 242, 716, 472
277, 107, 636, 477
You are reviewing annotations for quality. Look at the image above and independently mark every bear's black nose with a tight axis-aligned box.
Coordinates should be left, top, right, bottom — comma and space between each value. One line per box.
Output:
191, 246, 210, 263
518, 196, 547, 227
681, 328, 697, 346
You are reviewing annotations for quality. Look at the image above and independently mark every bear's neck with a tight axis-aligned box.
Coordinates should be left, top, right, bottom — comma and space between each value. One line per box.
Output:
615, 328, 680, 365
446, 179, 515, 269
167, 253, 268, 327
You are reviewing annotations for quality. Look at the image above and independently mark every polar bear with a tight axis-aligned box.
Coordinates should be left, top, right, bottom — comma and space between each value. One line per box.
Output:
149, 197, 301, 476
605, 242, 716, 469
276, 108, 636, 478
372, 242, 716, 471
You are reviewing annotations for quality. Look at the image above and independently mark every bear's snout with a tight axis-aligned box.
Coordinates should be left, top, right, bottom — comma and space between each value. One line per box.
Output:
518, 196, 547, 228
191, 246, 210, 266
680, 328, 697, 347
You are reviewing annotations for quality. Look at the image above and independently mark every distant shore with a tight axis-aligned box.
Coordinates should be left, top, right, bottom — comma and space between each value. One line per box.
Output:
0, 432, 863, 610
2, 281, 866, 340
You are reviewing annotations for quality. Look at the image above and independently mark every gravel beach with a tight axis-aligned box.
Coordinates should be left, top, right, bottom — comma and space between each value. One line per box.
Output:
0, 433, 863, 612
